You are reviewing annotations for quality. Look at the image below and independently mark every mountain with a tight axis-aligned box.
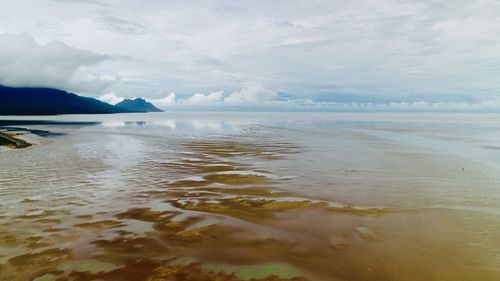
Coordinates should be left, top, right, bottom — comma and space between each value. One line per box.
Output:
115, 98, 163, 113
0, 85, 131, 115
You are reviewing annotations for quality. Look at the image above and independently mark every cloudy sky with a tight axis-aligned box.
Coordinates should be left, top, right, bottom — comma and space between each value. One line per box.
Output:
1, 0, 500, 110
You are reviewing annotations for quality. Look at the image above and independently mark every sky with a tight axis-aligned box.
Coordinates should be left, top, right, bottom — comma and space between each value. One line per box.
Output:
0, 0, 500, 110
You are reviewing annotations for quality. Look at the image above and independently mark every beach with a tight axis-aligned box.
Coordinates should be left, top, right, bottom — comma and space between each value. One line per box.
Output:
0, 130, 31, 149
0, 112, 499, 281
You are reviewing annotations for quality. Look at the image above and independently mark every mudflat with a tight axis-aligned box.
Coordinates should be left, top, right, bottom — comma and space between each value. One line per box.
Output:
0, 112, 499, 281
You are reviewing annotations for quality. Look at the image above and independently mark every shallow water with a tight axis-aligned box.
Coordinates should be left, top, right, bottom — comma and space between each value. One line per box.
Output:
0, 112, 500, 281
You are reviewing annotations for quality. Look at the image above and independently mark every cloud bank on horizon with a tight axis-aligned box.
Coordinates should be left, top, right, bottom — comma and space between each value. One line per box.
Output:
0, 0, 500, 110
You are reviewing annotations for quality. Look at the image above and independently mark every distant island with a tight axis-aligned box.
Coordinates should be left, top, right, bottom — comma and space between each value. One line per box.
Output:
115, 98, 163, 113
0, 85, 162, 115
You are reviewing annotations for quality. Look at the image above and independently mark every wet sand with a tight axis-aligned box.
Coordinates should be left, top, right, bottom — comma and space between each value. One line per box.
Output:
0, 130, 32, 149
0, 113, 499, 281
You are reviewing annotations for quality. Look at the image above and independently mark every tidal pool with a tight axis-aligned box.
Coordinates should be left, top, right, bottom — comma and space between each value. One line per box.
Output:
0, 112, 500, 281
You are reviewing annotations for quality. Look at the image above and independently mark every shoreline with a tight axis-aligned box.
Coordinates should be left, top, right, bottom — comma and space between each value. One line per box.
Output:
0, 130, 32, 149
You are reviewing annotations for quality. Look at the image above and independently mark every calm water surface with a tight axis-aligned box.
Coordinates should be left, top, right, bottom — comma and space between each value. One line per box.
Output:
0, 112, 499, 281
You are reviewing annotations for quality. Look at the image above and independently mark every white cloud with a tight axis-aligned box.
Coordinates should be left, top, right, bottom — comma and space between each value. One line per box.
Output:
154, 84, 277, 107
0, 33, 112, 93
144, 84, 500, 111
98, 91, 177, 106
149, 93, 177, 106
98, 90, 177, 106
179, 91, 224, 106
150, 83, 278, 107
150, 84, 278, 108
224, 84, 277, 106
98, 92, 124, 104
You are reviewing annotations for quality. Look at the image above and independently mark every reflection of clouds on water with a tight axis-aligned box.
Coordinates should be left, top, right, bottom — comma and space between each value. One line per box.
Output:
73, 133, 148, 208
190, 119, 224, 131
101, 121, 126, 128
98, 118, 244, 134
152, 119, 176, 130
102, 120, 177, 130
187, 119, 261, 133
103, 134, 144, 168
